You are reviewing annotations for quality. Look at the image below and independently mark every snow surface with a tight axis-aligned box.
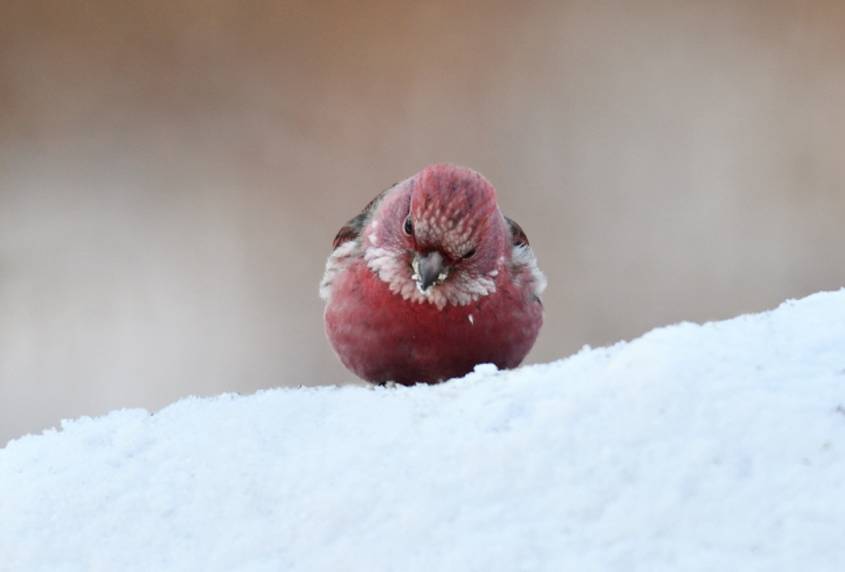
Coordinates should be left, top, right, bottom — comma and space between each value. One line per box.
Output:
2, 290, 845, 572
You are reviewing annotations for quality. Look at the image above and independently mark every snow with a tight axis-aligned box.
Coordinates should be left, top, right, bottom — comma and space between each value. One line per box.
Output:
2, 290, 845, 571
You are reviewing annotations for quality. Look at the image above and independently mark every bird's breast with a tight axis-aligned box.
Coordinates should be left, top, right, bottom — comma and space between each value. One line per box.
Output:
324, 260, 542, 385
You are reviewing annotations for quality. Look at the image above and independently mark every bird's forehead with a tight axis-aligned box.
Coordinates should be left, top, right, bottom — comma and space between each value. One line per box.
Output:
410, 167, 495, 215
413, 214, 474, 257
408, 166, 497, 243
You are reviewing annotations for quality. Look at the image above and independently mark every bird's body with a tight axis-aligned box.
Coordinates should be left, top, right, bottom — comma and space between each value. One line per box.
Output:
320, 164, 545, 385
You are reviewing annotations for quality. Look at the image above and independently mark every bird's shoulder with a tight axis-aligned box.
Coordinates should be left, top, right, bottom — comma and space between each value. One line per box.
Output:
331, 185, 394, 249
505, 216, 529, 248
504, 215, 546, 302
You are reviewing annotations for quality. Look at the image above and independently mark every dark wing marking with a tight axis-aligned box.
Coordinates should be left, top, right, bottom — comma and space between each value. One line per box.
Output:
505, 216, 529, 248
506, 216, 542, 306
331, 186, 393, 250
331, 222, 362, 250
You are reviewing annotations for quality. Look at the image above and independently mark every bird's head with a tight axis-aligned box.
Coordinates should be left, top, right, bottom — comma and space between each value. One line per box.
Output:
364, 164, 506, 308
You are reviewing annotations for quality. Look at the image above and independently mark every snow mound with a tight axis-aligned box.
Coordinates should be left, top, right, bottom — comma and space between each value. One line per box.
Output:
2, 290, 845, 571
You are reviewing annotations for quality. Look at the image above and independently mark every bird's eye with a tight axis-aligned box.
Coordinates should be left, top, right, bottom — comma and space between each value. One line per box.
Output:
462, 248, 477, 259
403, 216, 414, 236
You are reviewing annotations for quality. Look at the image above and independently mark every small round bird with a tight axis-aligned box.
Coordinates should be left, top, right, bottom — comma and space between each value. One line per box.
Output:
320, 164, 546, 385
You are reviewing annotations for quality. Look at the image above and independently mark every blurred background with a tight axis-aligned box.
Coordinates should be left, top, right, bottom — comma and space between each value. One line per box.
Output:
2, 0, 844, 444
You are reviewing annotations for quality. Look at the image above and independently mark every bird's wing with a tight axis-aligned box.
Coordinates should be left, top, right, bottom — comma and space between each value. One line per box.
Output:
505, 216, 546, 302
505, 216, 529, 248
331, 187, 392, 249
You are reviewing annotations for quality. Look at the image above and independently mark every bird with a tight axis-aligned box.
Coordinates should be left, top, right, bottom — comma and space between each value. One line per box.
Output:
320, 163, 546, 385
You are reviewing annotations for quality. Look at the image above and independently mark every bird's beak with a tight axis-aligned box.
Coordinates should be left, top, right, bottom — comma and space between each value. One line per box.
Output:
412, 251, 448, 293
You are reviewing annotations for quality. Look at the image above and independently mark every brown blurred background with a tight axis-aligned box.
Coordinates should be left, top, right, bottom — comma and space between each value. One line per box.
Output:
2, 0, 844, 444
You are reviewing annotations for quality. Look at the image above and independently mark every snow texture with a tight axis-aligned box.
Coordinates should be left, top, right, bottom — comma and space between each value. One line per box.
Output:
2, 290, 845, 571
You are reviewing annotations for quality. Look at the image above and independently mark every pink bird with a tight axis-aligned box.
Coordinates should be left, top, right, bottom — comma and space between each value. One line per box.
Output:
320, 164, 546, 385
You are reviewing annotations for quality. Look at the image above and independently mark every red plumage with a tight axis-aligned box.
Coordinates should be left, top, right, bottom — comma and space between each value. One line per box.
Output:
320, 164, 545, 385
